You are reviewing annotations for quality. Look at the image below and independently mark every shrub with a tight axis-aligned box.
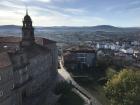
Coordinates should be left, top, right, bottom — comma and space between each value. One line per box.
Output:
104, 69, 140, 105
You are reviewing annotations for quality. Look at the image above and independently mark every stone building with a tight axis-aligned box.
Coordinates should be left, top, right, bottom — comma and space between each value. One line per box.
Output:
0, 11, 58, 105
64, 46, 96, 72
0, 52, 14, 105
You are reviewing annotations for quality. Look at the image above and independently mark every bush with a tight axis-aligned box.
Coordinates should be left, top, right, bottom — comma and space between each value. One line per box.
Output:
104, 69, 140, 105
106, 68, 117, 79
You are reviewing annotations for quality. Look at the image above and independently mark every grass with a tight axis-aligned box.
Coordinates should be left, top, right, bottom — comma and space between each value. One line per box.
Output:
57, 91, 84, 105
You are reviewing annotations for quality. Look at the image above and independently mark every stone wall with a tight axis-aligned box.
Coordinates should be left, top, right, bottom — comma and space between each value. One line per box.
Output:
29, 53, 56, 94
0, 66, 14, 105
0, 96, 14, 105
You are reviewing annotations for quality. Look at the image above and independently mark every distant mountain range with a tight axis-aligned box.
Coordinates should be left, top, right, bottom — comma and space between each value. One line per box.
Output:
0, 25, 140, 32
0, 25, 140, 43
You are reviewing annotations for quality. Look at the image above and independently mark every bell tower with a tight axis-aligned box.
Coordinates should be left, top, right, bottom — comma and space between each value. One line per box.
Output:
21, 10, 35, 47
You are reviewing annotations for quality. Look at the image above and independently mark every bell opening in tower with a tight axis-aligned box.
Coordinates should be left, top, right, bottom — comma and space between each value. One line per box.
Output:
20, 10, 35, 47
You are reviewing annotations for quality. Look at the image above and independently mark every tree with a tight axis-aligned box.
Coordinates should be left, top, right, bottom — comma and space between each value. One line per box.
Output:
104, 69, 140, 105
106, 67, 117, 79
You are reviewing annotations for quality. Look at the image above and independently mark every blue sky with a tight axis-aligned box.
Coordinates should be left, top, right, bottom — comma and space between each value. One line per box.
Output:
0, 0, 140, 27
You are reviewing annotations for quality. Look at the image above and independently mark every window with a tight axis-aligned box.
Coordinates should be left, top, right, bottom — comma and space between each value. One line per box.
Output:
0, 91, 3, 97
77, 53, 86, 58
78, 58, 86, 63
11, 84, 15, 90
19, 70, 22, 74
25, 67, 28, 71
20, 56, 24, 64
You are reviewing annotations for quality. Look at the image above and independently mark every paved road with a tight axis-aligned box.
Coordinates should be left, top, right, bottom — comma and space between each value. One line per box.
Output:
58, 59, 102, 105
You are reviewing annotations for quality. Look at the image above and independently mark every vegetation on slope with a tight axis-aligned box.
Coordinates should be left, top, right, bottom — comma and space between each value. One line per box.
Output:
104, 69, 140, 105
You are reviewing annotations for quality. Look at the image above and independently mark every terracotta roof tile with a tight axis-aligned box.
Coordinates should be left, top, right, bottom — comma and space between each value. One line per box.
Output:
35, 37, 56, 45
66, 46, 96, 53
0, 36, 21, 43
0, 36, 56, 44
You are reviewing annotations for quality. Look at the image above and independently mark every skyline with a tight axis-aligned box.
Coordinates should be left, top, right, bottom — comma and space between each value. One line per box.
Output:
0, 0, 140, 27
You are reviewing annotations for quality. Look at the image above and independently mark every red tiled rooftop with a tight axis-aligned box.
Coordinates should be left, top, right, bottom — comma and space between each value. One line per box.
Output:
35, 37, 56, 45
0, 36, 21, 43
0, 36, 56, 44
66, 46, 96, 53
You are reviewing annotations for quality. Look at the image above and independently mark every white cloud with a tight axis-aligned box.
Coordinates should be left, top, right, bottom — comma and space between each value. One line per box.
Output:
37, 0, 51, 3
64, 8, 87, 15
54, 0, 77, 2
0, 0, 106, 26
32, 13, 105, 26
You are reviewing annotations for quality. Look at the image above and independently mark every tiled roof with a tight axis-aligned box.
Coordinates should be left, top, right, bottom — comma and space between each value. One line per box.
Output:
0, 52, 12, 68
66, 46, 96, 53
0, 36, 56, 44
35, 37, 56, 45
0, 36, 21, 43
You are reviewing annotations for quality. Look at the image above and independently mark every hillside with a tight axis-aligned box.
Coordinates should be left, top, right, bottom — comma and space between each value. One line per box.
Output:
0, 25, 140, 43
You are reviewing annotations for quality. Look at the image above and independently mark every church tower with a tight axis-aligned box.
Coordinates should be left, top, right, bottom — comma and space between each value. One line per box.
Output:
21, 10, 35, 47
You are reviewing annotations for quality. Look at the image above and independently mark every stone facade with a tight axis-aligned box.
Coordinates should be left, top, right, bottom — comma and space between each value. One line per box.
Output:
64, 46, 96, 72
0, 52, 14, 105
0, 12, 58, 105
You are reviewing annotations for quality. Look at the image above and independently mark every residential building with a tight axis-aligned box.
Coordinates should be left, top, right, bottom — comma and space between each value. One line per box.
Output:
64, 46, 96, 72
